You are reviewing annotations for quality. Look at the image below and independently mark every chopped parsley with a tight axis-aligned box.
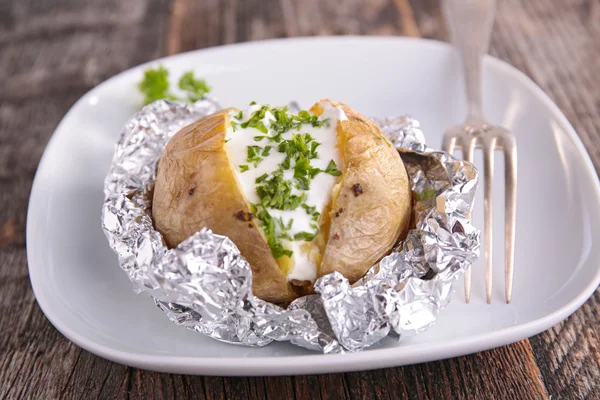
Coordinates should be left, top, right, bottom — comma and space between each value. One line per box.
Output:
324, 160, 342, 176
293, 156, 322, 190
255, 173, 268, 183
302, 204, 321, 222
302, 203, 317, 214
247, 145, 264, 167
271, 106, 295, 135
276, 217, 294, 239
240, 105, 270, 133
255, 210, 293, 259
416, 189, 438, 201
255, 171, 306, 211
294, 231, 317, 241
294, 110, 330, 128
277, 134, 324, 186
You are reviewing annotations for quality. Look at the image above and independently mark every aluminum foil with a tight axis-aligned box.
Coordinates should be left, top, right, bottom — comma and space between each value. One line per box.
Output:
102, 100, 480, 353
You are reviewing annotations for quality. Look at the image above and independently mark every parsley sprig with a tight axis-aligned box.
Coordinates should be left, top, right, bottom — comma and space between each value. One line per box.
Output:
138, 65, 211, 106
178, 71, 211, 102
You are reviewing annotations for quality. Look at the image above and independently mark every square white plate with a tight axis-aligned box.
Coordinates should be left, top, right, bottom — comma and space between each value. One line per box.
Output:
27, 37, 600, 375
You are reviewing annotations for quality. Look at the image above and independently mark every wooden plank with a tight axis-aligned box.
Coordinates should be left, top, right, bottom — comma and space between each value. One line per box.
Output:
164, 0, 423, 56
484, 1, 600, 398
0, 0, 171, 399
530, 291, 600, 399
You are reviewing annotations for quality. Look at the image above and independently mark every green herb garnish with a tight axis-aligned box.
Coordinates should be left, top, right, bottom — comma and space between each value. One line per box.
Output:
302, 204, 317, 214
255, 173, 268, 183
294, 231, 317, 241
380, 134, 392, 148
255, 210, 293, 259
256, 171, 306, 211
241, 105, 270, 133
138, 66, 177, 105
276, 218, 294, 240
324, 160, 342, 176
294, 156, 322, 190
302, 204, 320, 222
294, 110, 330, 128
310, 141, 320, 158
416, 189, 438, 201
262, 146, 272, 157
137, 66, 211, 106
239, 164, 249, 172
247, 145, 264, 167
178, 71, 211, 102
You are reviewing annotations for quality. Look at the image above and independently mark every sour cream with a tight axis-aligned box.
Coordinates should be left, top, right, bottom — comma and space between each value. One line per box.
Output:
225, 102, 345, 282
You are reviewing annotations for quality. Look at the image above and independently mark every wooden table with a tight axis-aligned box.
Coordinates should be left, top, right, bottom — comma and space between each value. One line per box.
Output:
1, 0, 599, 398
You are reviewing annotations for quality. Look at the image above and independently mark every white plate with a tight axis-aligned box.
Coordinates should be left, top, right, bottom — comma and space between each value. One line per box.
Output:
27, 37, 600, 376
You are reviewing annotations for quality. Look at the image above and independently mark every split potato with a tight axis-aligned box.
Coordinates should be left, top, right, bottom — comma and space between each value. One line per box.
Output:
152, 100, 412, 303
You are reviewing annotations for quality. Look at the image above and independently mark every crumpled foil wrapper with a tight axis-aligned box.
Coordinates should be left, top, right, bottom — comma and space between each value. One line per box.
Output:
102, 100, 480, 353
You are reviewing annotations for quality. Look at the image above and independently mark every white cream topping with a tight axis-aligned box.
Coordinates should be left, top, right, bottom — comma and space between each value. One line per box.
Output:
285, 241, 316, 281
225, 102, 345, 282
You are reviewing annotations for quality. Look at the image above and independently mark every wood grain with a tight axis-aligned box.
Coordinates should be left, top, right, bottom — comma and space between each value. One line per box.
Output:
0, 0, 170, 399
485, 1, 600, 398
164, 0, 422, 55
0, 0, 598, 399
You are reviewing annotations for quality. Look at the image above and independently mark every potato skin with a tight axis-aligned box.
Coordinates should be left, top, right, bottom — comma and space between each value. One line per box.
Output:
152, 109, 297, 303
311, 100, 412, 283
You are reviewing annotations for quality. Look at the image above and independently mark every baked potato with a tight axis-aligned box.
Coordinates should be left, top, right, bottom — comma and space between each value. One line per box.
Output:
152, 99, 412, 303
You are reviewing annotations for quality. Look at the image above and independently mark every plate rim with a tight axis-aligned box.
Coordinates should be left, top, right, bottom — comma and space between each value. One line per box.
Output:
26, 35, 600, 376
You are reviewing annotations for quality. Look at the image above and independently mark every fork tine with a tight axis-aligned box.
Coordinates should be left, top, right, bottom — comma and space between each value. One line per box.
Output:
442, 134, 457, 153
443, 132, 477, 303
503, 136, 517, 303
461, 135, 477, 303
483, 136, 497, 304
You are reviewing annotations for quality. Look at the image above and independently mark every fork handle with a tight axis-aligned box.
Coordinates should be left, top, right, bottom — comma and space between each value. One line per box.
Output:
443, 0, 496, 125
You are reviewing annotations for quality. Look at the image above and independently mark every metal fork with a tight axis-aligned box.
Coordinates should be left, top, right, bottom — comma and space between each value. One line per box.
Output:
442, 0, 517, 304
